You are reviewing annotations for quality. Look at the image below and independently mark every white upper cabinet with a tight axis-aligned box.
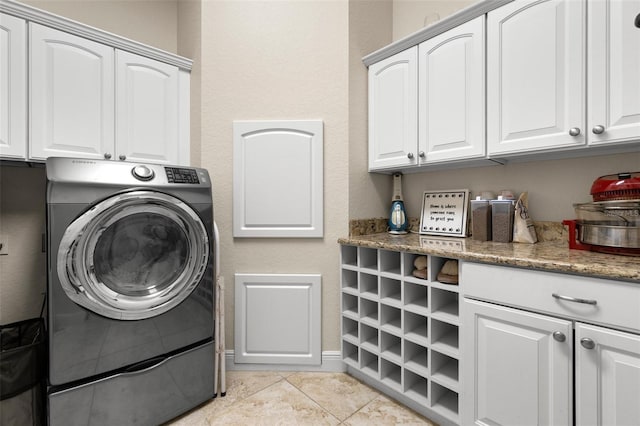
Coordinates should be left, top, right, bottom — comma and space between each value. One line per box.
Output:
487, 0, 586, 156
116, 51, 179, 164
418, 16, 485, 164
368, 47, 418, 171
29, 23, 115, 161
2, 0, 192, 165
0, 13, 27, 159
587, 0, 640, 146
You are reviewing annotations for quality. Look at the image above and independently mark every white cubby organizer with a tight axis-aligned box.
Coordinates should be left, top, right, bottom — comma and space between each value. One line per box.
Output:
340, 245, 460, 426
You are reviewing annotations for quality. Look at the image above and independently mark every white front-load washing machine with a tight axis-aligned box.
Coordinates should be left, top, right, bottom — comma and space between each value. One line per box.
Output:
45, 157, 215, 425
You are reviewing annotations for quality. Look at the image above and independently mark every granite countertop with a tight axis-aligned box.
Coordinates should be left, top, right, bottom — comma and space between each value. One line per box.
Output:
338, 232, 640, 283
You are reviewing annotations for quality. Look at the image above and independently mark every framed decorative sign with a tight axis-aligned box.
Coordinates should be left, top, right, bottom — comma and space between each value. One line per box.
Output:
419, 190, 469, 237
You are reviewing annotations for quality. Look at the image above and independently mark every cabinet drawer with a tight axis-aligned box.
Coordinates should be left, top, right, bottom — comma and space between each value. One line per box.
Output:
461, 262, 640, 333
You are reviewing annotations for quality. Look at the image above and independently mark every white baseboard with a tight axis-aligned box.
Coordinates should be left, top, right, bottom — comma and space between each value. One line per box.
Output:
224, 350, 346, 373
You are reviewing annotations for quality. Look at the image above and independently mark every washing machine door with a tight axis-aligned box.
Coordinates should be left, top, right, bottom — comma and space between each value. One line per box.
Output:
57, 190, 210, 320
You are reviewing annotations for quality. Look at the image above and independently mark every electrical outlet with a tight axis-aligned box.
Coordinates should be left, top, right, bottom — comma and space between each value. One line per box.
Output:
0, 235, 7, 255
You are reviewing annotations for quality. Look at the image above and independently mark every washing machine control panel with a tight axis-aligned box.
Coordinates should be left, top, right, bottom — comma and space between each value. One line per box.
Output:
165, 167, 200, 184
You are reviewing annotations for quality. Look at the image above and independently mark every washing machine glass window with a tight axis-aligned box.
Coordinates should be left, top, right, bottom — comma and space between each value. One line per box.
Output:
57, 190, 210, 320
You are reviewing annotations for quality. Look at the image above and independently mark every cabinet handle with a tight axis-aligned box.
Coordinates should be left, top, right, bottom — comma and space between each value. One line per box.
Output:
119, 155, 127, 161
552, 331, 566, 342
580, 338, 596, 350
419, 151, 425, 158
104, 153, 112, 160
552, 293, 597, 305
407, 152, 414, 159
635, 13, 640, 28
569, 127, 581, 136
592, 125, 605, 134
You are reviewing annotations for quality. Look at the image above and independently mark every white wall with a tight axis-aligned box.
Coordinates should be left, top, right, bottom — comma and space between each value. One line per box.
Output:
198, 0, 350, 351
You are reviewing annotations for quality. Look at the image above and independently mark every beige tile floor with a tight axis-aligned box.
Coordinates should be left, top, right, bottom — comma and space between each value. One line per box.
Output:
167, 371, 437, 425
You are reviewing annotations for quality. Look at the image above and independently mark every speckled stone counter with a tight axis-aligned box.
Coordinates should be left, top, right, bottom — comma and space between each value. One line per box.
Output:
338, 232, 640, 283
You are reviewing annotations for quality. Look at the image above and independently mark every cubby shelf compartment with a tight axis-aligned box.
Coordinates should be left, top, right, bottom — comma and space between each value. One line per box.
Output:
341, 269, 358, 293
342, 316, 359, 344
403, 253, 429, 280
360, 298, 379, 326
431, 319, 459, 357
342, 340, 359, 368
379, 249, 402, 276
405, 282, 428, 314
404, 340, 429, 377
380, 331, 402, 364
360, 323, 379, 353
341, 245, 358, 267
340, 245, 461, 425
360, 348, 379, 378
359, 247, 378, 271
380, 304, 402, 336
431, 288, 459, 325
342, 293, 358, 319
380, 277, 402, 306
404, 311, 429, 346
360, 273, 378, 299
380, 358, 402, 391
431, 351, 459, 391
431, 382, 459, 423
404, 370, 429, 406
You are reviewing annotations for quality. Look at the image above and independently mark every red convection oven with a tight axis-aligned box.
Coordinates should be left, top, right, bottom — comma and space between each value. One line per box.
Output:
564, 172, 640, 256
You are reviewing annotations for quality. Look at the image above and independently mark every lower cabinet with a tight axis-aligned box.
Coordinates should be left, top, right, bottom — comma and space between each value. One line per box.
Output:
462, 262, 640, 426
340, 245, 461, 425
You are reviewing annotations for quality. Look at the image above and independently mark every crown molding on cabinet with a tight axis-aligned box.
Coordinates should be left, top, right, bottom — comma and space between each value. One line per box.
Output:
0, 0, 192, 70
362, 0, 513, 67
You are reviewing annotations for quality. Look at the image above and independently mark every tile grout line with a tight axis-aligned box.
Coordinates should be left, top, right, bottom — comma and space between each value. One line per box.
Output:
284, 373, 382, 423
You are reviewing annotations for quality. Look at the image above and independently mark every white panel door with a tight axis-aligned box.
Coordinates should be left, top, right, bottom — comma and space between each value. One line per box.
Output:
576, 323, 640, 426
29, 23, 114, 161
587, 0, 640, 146
116, 50, 179, 164
463, 298, 572, 426
0, 13, 27, 159
487, 0, 585, 155
418, 16, 485, 163
235, 274, 322, 365
233, 120, 323, 238
368, 47, 418, 170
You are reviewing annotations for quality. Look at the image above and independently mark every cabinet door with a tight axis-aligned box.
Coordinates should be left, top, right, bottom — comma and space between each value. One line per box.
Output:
463, 298, 572, 426
0, 13, 27, 159
29, 23, 114, 161
418, 16, 485, 163
487, 0, 585, 156
368, 47, 417, 171
587, 0, 640, 146
116, 51, 179, 165
576, 323, 640, 426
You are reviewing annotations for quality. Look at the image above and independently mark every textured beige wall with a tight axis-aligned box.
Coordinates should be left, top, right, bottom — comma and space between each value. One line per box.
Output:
177, 0, 202, 167
349, 0, 393, 220
24, 0, 178, 53
199, 0, 350, 351
392, 0, 475, 41
401, 153, 640, 223
0, 166, 47, 324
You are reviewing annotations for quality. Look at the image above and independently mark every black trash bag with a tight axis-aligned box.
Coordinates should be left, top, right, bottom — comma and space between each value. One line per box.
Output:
1, 318, 46, 426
